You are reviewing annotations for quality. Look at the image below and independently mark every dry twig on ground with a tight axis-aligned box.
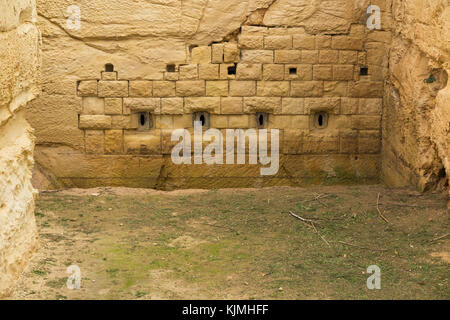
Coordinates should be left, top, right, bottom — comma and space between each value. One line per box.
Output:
302, 193, 329, 206
289, 211, 316, 223
289, 211, 330, 247
313, 193, 328, 207
376, 193, 390, 223
429, 233, 450, 242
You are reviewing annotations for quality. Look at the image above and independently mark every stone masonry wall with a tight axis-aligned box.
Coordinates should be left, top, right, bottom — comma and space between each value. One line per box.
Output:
0, 0, 40, 297
29, 0, 390, 189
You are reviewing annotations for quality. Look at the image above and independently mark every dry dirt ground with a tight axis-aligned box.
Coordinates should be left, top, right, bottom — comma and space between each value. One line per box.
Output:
8, 185, 449, 300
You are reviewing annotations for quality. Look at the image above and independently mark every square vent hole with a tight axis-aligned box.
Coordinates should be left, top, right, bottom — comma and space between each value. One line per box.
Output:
360, 67, 369, 76
105, 63, 114, 72
166, 64, 176, 72
228, 65, 237, 75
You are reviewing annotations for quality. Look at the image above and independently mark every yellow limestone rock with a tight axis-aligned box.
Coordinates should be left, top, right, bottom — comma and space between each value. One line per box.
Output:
382, 0, 449, 205
0, 0, 40, 297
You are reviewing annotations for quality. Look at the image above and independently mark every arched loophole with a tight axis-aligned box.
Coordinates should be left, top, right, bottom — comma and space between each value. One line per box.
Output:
256, 113, 268, 129
200, 114, 205, 126
314, 112, 328, 129
140, 114, 146, 126
137, 112, 152, 131
193, 112, 210, 128
105, 63, 114, 72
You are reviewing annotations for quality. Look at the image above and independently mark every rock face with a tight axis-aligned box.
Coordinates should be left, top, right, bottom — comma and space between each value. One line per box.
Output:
0, 0, 446, 297
0, 0, 40, 297
22, 0, 449, 198
382, 0, 449, 203
29, 0, 391, 189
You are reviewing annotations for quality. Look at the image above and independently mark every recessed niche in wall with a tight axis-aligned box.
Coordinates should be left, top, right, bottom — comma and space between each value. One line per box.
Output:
193, 111, 210, 128
137, 112, 152, 131
360, 67, 369, 76
228, 64, 237, 75
314, 112, 328, 129
256, 112, 269, 129
289, 67, 297, 75
166, 64, 176, 72
105, 63, 114, 72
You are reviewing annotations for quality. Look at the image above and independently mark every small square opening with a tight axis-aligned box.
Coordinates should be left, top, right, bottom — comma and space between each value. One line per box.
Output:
228, 65, 237, 75
360, 67, 369, 76
166, 64, 176, 72
289, 67, 297, 75
105, 63, 114, 72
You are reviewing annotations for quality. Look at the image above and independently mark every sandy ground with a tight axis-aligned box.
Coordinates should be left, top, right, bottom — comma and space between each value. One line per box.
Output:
8, 185, 449, 300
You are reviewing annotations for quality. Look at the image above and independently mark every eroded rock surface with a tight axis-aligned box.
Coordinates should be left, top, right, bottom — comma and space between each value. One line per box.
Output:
382, 0, 449, 205
0, 0, 40, 297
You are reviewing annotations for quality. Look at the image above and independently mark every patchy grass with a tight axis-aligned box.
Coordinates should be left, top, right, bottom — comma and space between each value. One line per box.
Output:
46, 278, 67, 289
32, 269, 47, 276
9, 185, 449, 300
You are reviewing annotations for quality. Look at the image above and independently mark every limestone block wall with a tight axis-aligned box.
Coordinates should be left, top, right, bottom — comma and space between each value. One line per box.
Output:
0, 0, 40, 297
29, 0, 391, 189
382, 0, 449, 203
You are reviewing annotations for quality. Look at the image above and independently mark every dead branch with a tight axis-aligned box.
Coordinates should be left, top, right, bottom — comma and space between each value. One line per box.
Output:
377, 193, 390, 223
312, 222, 331, 247
289, 212, 315, 229
337, 241, 388, 252
290, 210, 342, 222
289, 211, 330, 247
430, 233, 450, 242
289, 211, 316, 223
313, 193, 329, 207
